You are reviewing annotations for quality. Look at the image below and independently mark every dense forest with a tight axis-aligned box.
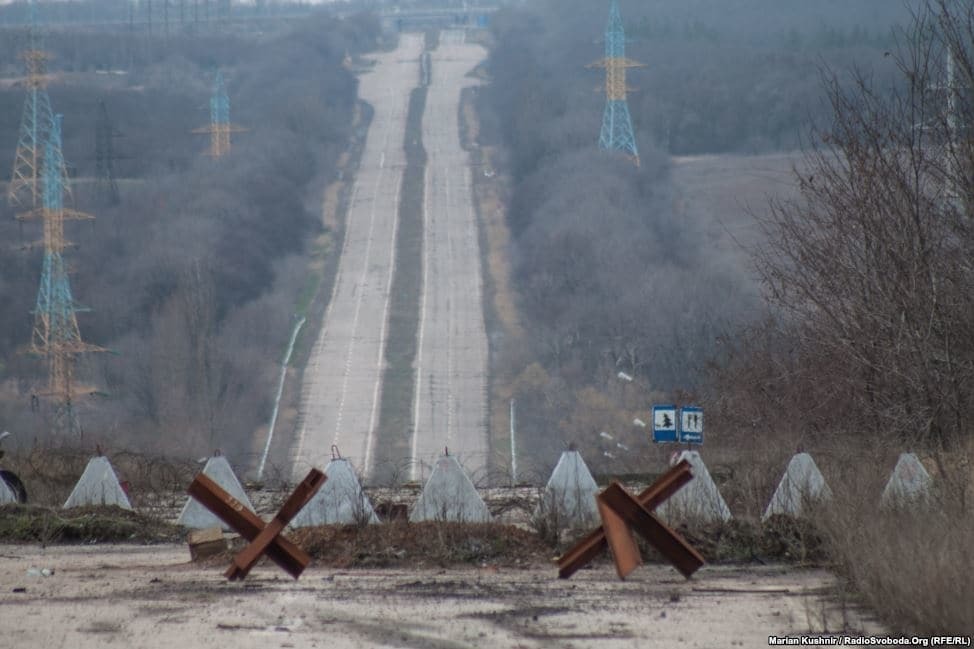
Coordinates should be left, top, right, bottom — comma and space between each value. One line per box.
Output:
478, 0, 912, 468
0, 6, 381, 463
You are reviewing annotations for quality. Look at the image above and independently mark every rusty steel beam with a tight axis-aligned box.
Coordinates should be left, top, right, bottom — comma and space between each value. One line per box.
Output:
557, 459, 693, 579
186, 469, 325, 580
596, 495, 642, 579
599, 481, 705, 579
225, 468, 326, 581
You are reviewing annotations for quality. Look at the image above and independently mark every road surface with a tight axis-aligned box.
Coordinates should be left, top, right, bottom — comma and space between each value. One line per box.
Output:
291, 35, 423, 481
411, 31, 490, 483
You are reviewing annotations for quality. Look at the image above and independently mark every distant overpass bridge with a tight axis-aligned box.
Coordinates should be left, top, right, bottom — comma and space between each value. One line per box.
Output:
0, 3, 499, 34
378, 6, 497, 32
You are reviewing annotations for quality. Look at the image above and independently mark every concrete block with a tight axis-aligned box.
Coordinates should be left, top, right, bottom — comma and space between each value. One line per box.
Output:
658, 450, 732, 523
187, 526, 227, 561
63, 456, 132, 510
179, 456, 256, 530
763, 452, 832, 520
882, 452, 932, 505
290, 458, 379, 527
0, 475, 16, 505
409, 454, 491, 523
535, 450, 599, 528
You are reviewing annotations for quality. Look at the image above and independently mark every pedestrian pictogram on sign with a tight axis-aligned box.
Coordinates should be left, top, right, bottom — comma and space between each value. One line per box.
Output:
680, 406, 703, 445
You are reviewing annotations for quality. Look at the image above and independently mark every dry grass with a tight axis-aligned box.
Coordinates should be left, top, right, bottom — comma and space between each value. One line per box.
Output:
704, 434, 974, 634
371, 84, 428, 484
291, 521, 553, 569
815, 472, 974, 634
2, 445, 197, 509
0, 503, 183, 544
460, 88, 526, 480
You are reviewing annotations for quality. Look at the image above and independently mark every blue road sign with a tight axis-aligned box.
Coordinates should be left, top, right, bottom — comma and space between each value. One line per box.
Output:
652, 404, 678, 443
680, 406, 704, 445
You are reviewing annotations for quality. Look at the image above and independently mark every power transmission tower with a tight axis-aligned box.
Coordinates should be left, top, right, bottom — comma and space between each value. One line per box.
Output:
193, 70, 245, 157
94, 100, 122, 206
23, 115, 104, 437
588, 0, 644, 166
7, 0, 56, 209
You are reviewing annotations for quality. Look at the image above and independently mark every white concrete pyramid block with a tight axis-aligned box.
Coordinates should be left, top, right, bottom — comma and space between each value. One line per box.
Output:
409, 454, 491, 523
179, 456, 255, 530
881, 452, 932, 505
63, 456, 132, 510
659, 450, 732, 523
290, 458, 379, 527
536, 450, 599, 527
0, 475, 16, 505
762, 453, 832, 520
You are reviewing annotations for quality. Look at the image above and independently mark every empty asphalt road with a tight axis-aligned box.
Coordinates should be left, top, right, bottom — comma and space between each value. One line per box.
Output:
411, 31, 490, 483
291, 35, 423, 481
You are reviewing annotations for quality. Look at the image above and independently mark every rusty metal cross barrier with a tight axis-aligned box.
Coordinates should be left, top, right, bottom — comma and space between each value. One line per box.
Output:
557, 459, 705, 580
186, 468, 326, 581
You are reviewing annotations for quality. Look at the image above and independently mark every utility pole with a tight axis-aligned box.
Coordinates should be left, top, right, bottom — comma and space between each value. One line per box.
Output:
94, 100, 121, 206
510, 398, 517, 486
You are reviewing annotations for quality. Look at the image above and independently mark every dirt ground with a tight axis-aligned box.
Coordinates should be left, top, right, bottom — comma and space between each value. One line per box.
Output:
0, 544, 884, 648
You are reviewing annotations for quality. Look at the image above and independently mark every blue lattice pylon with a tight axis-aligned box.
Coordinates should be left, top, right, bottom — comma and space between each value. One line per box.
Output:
588, 0, 644, 165
7, 0, 57, 208
194, 70, 245, 157
29, 115, 101, 436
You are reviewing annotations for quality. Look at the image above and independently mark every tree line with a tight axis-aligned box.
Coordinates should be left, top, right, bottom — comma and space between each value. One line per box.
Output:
478, 0, 910, 469
0, 9, 381, 463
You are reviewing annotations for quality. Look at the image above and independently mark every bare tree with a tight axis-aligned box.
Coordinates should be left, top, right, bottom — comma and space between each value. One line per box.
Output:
750, 0, 974, 449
